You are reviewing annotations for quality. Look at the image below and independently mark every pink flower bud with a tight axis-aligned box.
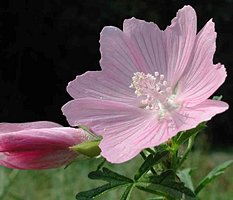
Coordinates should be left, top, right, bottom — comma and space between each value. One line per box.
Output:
0, 121, 92, 169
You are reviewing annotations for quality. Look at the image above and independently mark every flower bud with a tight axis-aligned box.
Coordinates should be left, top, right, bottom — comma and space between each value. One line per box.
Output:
0, 121, 99, 169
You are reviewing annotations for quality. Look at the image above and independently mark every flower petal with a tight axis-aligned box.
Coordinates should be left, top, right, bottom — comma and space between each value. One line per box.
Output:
175, 99, 228, 132
123, 5, 197, 86
177, 20, 227, 106
100, 99, 228, 163
99, 119, 177, 163
67, 71, 135, 104
164, 5, 197, 86
62, 98, 150, 133
0, 121, 62, 133
0, 149, 77, 169
100, 25, 144, 78
0, 127, 88, 152
123, 18, 166, 75
62, 98, 179, 163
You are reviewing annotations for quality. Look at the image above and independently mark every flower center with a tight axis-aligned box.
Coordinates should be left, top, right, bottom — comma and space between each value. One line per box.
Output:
130, 72, 179, 118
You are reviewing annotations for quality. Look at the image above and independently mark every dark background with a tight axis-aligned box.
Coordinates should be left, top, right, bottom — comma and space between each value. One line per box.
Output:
0, 0, 232, 147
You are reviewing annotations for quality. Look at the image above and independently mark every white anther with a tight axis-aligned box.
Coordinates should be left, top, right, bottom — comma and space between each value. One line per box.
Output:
160, 74, 164, 80
159, 91, 165, 94
130, 71, 179, 118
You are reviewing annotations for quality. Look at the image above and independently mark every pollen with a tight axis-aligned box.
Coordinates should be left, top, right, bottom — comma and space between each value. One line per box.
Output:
130, 72, 179, 118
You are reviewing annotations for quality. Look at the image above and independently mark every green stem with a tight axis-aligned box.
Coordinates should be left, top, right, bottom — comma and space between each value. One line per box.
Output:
96, 158, 106, 171
171, 149, 178, 169
140, 151, 157, 175
140, 151, 147, 159
145, 148, 155, 155
176, 135, 196, 170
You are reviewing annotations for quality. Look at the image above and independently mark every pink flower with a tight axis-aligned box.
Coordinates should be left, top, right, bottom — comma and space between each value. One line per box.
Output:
0, 121, 91, 169
62, 6, 228, 163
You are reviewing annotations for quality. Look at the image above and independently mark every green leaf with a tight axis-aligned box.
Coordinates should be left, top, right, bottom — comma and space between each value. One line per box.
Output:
146, 197, 165, 200
175, 123, 206, 146
136, 184, 166, 198
120, 184, 134, 200
136, 170, 196, 200
76, 182, 130, 200
177, 168, 194, 191
76, 168, 133, 200
146, 198, 165, 200
134, 151, 169, 180
89, 167, 133, 183
96, 158, 106, 171
195, 160, 233, 194
154, 144, 169, 153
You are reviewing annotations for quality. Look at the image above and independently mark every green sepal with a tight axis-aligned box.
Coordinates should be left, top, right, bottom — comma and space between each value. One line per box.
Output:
174, 122, 206, 147
70, 140, 101, 158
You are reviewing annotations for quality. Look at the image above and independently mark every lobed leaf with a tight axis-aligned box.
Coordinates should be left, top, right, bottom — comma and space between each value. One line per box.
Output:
88, 167, 133, 183
137, 170, 196, 200
76, 167, 133, 200
177, 168, 194, 191
195, 160, 233, 194
76, 182, 130, 200
120, 184, 134, 200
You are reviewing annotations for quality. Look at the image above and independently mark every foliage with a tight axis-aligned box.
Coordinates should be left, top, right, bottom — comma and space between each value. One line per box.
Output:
1, 149, 233, 200
74, 123, 233, 200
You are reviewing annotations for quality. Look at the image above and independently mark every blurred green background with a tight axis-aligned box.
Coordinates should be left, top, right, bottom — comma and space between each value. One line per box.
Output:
1, 0, 233, 199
